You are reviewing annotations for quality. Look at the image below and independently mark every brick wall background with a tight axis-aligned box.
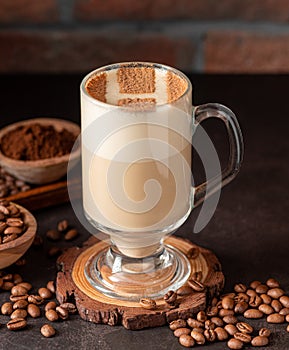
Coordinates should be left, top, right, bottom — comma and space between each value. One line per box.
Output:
1, 0, 289, 74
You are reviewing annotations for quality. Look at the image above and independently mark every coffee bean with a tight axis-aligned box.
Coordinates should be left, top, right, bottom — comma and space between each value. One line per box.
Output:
210, 316, 223, 327
244, 309, 263, 319
249, 295, 262, 307
279, 295, 289, 308
255, 284, 269, 294
164, 290, 177, 305
187, 318, 203, 329
219, 309, 235, 317
3, 234, 18, 243
234, 283, 247, 293
176, 286, 193, 296
174, 327, 191, 337
27, 304, 41, 318
191, 271, 202, 282
236, 322, 254, 334
267, 288, 285, 299
4, 226, 22, 235
206, 306, 218, 317
46, 280, 55, 294
1, 302, 13, 315
235, 293, 249, 303
223, 315, 238, 324
6, 218, 23, 227
13, 300, 28, 309
10, 294, 28, 302
271, 299, 282, 312
7, 318, 27, 331
11, 309, 27, 319
28, 295, 44, 305
56, 306, 69, 320
45, 301, 57, 312
192, 327, 204, 334
246, 289, 257, 297
234, 332, 252, 343
225, 324, 238, 336
59, 302, 77, 314
222, 296, 235, 310
186, 247, 199, 259
46, 229, 61, 241
187, 279, 205, 292
196, 311, 207, 322
0, 204, 9, 216
64, 229, 78, 241
11, 285, 28, 297
211, 297, 218, 306
139, 298, 156, 310
251, 335, 269, 347
179, 334, 195, 348
258, 303, 274, 315
279, 307, 289, 315
259, 328, 271, 337
45, 309, 59, 322
191, 330, 206, 344
204, 319, 215, 330
57, 219, 69, 232
266, 278, 280, 288
17, 282, 32, 292
169, 319, 187, 331
2, 281, 14, 290
234, 301, 248, 314
286, 314, 289, 322
41, 324, 56, 338
38, 287, 53, 299
228, 338, 244, 349
260, 294, 271, 305
267, 313, 285, 323
204, 329, 216, 342
214, 327, 228, 341
221, 292, 236, 299
13, 274, 23, 284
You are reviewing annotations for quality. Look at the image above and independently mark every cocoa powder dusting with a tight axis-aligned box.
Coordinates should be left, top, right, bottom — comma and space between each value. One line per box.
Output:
1, 123, 76, 161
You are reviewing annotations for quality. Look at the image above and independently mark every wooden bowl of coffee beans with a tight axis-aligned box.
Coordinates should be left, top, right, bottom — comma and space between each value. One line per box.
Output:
0, 118, 80, 184
0, 200, 37, 269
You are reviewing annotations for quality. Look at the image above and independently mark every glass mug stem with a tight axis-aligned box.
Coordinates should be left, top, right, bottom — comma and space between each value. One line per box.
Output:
80, 62, 244, 300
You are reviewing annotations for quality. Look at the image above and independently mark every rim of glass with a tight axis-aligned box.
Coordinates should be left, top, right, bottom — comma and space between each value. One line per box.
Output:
80, 62, 192, 109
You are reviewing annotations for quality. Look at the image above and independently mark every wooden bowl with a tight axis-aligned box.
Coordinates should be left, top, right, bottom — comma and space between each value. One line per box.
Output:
0, 118, 80, 185
0, 203, 37, 269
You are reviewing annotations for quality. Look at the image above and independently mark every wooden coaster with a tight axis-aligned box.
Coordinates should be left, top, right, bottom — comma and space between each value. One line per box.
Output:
56, 235, 224, 330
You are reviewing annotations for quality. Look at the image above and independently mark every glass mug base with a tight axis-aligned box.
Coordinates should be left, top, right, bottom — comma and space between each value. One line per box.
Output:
84, 243, 191, 301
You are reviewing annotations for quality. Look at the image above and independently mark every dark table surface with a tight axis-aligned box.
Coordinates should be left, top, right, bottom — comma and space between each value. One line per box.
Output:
0, 74, 288, 350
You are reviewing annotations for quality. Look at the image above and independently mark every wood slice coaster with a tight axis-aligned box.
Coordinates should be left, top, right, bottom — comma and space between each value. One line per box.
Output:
56, 235, 224, 330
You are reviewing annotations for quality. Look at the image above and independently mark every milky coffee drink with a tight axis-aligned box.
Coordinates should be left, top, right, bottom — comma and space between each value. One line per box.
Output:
81, 64, 192, 257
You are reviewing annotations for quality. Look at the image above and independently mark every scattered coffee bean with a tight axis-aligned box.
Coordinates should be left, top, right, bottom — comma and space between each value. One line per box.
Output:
28, 295, 44, 305
2, 281, 14, 290
204, 319, 215, 330
235, 293, 249, 303
176, 285, 193, 296
234, 301, 248, 314
46, 229, 61, 241
11, 309, 27, 320
164, 290, 177, 305
56, 306, 69, 320
255, 284, 269, 294
219, 309, 235, 317
250, 281, 261, 289
1, 302, 13, 315
222, 296, 235, 310
279, 307, 289, 316
266, 278, 280, 288
259, 328, 271, 337
187, 318, 203, 329
139, 298, 156, 310
190, 330, 205, 344
64, 228, 78, 241
27, 304, 41, 318
249, 295, 262, 307
223, 315, 238, 324
236, 322, 254, 334
279, 295, 289, 308
196, 311, 207, 322
46, 280, 55, 294
174, 327, 191, 337
169, 319, 187, 331
234, 332, 252, 343
214, 327, 228, 341
267, 313, 284, 323
258, 303, 274, 315
267, 288, 285, 299
13, 299, 28, 310
11, 285, 28, 296
206, 306, 218, 317
45, 309, 59, 322
210, 316, 223, 327
45, 301, 58, 312
179, 334, 195, 348
243, 309, 263, 319
192, 327, 204, 334
246, 289, 257, 297
57, 219, 69, 232
12, 274, 23, 284
225, 324, 238, 336
41, 324, 56, 338
17, 282, 32, 291
251, 335, 269, 347
204, 329, 216, 342
227, 338, 243, 349
38, 287, 53, 299
59, 302, 77, 314
6, 318, 27, 331
187, 279, 205, 292
234, 284, 247, 293
260, 294, 271, 304
10, 294, 28, 302
271, 299, 283, 312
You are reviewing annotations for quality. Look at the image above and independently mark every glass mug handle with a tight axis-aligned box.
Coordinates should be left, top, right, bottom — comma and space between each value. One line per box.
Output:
192, 103, 244, 207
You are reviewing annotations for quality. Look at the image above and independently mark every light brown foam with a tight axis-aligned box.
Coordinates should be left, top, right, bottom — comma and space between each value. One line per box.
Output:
117, 98, 156, 109
166, 71, 187, 103
117, 67, 156, 94
85, 72, 107, 103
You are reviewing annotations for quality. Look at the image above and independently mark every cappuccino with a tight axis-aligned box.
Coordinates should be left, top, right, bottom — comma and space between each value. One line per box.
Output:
81, 63, 192, 257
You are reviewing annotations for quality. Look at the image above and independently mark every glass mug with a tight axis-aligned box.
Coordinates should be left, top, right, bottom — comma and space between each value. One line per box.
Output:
80, 62, 243, 300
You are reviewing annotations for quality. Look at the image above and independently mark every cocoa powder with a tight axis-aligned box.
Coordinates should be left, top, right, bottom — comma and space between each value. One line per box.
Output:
1, 123, 76, 161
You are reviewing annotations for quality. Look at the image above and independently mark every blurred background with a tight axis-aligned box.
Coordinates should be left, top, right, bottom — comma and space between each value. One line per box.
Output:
1, 0, 289, 74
